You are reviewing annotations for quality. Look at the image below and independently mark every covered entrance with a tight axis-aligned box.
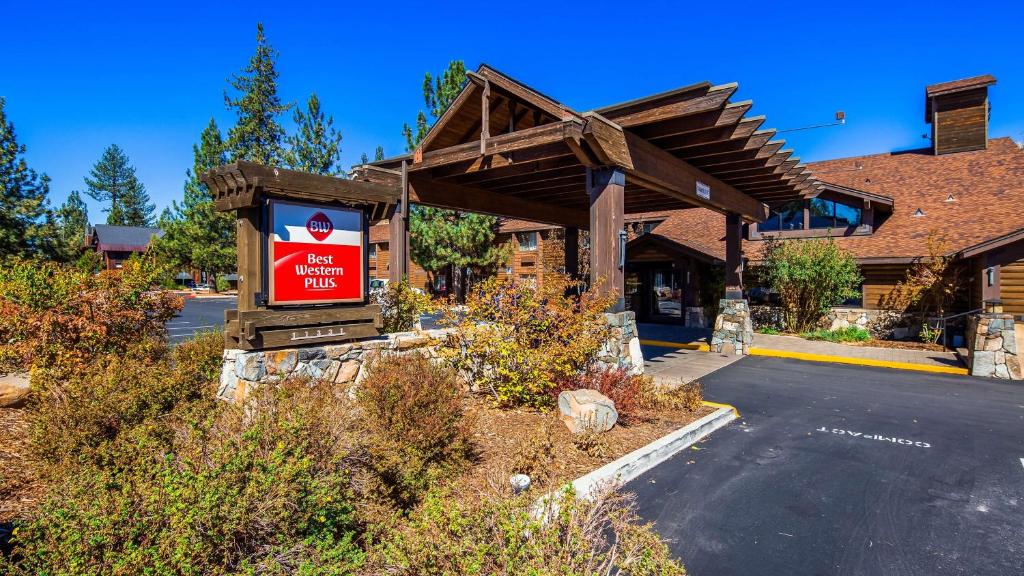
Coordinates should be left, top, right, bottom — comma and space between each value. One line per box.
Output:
351, 64, 821, 323
626, 231, 723, 326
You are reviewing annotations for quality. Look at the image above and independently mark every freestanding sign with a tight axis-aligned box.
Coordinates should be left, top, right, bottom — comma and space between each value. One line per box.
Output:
268, 200, 365, 305
203, 161, 400, 350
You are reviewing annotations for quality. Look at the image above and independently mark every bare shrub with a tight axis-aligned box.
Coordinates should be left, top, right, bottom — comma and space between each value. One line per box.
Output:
557, 366, 651, 424
509, 419, 556, 480
642, 379, 704, 413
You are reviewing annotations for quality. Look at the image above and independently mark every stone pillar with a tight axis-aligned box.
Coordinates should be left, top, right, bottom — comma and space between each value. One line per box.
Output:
594, 310, 644, 375
966, 312, 1020, 379
711, 298, 753, 356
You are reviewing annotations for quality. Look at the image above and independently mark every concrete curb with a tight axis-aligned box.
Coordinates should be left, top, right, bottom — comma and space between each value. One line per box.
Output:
569, 404, 737, 499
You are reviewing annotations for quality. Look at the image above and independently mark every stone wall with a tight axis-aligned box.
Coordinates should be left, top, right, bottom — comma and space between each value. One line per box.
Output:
966, 313, 1021, 379
594, 311, 644, 375
712, 299, 753, 355
219, 312, 646, 404
218, 329, 448, 404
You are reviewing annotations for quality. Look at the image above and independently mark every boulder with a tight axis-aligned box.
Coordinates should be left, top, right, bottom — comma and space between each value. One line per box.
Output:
0, 372, 30, 408
558, 389, 618, 434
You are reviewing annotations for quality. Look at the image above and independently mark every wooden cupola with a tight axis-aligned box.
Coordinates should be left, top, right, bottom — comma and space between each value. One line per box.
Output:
925, 74, 996, 155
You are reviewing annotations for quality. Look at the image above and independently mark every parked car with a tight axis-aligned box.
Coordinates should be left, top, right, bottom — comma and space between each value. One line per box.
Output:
747, 286, 781, 305
192, 283, 211, 292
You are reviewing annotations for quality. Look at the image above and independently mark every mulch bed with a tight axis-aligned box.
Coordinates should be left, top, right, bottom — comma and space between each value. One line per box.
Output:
0, 407, 42, 522
456, 396, 712, 497
848, 339, 948, 352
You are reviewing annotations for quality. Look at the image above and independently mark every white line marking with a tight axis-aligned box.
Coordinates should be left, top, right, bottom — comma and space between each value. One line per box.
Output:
1020, 458, 1024, 471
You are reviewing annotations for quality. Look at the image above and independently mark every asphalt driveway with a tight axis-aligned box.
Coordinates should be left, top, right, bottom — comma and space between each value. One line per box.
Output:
627, 356, 1024, 576
167, 296, 236, 344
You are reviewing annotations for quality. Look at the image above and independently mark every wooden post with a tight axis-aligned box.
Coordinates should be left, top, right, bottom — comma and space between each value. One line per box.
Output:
725, 212, 743, 299
587, 167, 625, 311
389, 161, 409, 283
480, 80, 490, 155
564, 226, 579, 280
236, 206, 263, 312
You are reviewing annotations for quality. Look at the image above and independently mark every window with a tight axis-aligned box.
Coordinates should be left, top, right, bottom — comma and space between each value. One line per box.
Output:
640, 220, 663, 235
516, 231, 537, 251
758, 200, 804, 232
810, 198, 861, 229
519, 274, 537, 288
368, 243, 377, 258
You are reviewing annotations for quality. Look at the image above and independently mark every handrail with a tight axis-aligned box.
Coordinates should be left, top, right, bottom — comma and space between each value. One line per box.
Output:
926, 308, 983, 350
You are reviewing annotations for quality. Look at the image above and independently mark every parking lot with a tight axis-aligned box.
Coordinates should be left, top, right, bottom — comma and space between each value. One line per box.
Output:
626, 356, 1024, 576
166, 296, 236, 344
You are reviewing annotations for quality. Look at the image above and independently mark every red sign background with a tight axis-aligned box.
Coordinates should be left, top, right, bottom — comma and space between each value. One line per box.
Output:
268, 201, 364, 305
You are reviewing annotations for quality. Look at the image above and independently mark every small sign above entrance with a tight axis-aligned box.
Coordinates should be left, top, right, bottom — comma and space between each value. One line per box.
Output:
268, 199, 365, 305
696, 180, 711, 200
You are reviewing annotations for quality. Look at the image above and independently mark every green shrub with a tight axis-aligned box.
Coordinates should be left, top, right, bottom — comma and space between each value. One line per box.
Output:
442, 277, 615, 408
215, 275, 231, 292
365, 486, 686, 575
801, 326, 871, 343
757, 326, 781, 335
356, 353, 471, 512
757, 237, 861, 333
28, 332, 221, 468
371, 278, 432, 333
6, 378, 365, 576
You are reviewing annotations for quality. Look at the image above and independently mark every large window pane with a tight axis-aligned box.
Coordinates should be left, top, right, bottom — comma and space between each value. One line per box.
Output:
809, 199, 835, 228
835, 202, 862, 227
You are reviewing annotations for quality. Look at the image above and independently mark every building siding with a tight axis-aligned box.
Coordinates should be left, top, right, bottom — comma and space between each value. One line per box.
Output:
1002, 259, 1024, 316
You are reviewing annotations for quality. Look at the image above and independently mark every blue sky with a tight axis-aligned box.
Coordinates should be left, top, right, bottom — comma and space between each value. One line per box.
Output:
4, 0, 1023, 221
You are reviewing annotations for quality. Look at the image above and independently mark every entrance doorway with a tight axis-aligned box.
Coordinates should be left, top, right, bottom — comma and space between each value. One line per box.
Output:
626, 264, 684, 323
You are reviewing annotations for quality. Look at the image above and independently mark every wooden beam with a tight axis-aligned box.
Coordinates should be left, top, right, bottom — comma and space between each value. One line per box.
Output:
631, 101, 752, 141
407, 174, 589, 229
601, 83, 737, 127
588, 167, 625, 311
582, 115, 767, 222
411, 120, 582, 172
480, 79, 490, 154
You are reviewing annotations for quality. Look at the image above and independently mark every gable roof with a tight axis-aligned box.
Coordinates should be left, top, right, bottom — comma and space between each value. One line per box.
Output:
90, 225, 163, 251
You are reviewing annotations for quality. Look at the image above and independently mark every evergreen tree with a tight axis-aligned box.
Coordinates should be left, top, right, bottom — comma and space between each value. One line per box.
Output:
0, 97, 55, 258
284, 92, 342, 175
153, 119, 235, 290
374, 145, 385, 161
225, 22, 293, 165
84, 144, 154, 226
402, 60, 466, 152
53, 190, 89, 261
402, 61, 505, 300
359, 152, 369, 165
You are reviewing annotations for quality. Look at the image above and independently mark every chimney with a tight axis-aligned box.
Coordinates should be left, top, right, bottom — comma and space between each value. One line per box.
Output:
925, 74, 996, 155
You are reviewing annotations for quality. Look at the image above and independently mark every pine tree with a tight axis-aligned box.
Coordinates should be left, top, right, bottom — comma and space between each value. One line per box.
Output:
360, 152, 369, 165
84, 144, 154, 226
374, 146, 385, 161
0, 97, 55, 258
402, 60, 466, 152
53, 190, 89, 261
284, 92, 342, 175
402, 61, 505, 300
153, 119, 236, 290
225, 22, 293, 165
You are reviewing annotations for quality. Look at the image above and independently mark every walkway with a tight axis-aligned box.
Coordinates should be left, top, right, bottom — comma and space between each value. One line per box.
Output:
637, 323, 966, 379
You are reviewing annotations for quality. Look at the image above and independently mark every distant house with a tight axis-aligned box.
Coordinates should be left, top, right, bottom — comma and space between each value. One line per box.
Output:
84, 224, 164, 270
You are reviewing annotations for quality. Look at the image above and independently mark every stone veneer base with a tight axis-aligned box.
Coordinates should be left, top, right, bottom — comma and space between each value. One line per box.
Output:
966, 313, 1021, 380
712, 298, 754, 356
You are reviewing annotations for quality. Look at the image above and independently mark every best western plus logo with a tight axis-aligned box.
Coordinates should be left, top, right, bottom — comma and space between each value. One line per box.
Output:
306, 211, 333, 241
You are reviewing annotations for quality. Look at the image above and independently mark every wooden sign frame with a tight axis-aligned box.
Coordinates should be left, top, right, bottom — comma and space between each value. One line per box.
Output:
202, 161, 400, 350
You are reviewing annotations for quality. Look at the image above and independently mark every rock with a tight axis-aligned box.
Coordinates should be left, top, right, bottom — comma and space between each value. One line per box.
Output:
971, 351, 995, 377
265, 350, 297, 375
395, 334, 430, 350
218, 367, 239, 402
235, 352, 266, 381
510, 474, 531, 494
0, 372, 30, 407
984, 336, 1003, 351
298, 347, 327, 362
994, 363, 1011, 379
335, 359, 361, 383
628, 337, 644, 375
558, 389, 618, 434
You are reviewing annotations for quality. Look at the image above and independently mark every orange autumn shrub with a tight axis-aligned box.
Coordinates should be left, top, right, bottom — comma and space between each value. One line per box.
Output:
442, 276, 614, 408
0, 256, 182, 374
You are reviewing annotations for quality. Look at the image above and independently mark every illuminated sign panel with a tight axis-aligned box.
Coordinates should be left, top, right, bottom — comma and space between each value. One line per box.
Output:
268, 200, 364, 305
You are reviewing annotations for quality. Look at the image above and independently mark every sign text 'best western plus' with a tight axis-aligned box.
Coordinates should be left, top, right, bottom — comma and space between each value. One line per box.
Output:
268, 200, 365, 305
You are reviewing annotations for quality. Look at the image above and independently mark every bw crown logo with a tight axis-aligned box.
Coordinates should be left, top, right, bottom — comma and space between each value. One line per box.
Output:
306, 212, 333, 241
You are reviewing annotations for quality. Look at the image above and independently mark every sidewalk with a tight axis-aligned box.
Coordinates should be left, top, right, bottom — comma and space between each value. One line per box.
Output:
637, 323, 968, 378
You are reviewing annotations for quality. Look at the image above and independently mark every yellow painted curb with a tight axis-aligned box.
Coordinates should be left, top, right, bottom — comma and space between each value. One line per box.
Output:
748, 348, 969, 375
639, 339, 711, 352
701, 400, 740, 418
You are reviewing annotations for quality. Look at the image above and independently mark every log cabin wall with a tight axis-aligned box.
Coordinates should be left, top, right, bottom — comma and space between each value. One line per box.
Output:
932, 87, 989, 155
1001, 259, 1024, 316
860, 263, 912, 309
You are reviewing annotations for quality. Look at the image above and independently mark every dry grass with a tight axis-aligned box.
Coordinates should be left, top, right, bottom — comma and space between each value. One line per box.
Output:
0, 407, 41, 521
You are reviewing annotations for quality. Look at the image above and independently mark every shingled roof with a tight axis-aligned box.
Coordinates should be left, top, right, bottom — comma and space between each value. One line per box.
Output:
647, 137, 1024, 262
89, 225, 164, 252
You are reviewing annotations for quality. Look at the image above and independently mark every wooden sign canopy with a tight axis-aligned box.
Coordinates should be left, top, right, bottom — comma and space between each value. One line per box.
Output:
202, 161, 401, 350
